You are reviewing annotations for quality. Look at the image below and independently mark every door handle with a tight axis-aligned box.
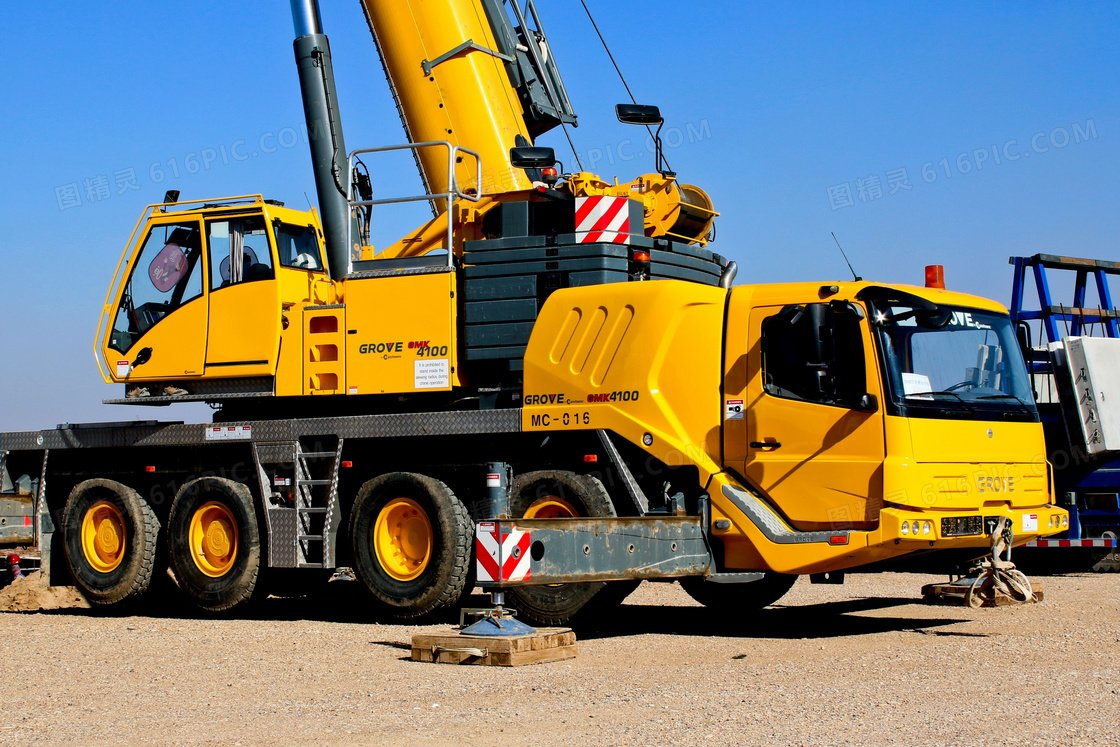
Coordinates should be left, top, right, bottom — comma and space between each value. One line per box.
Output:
750, 441, 782, 450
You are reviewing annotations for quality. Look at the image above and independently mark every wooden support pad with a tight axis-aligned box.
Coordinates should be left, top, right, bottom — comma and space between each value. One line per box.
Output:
411, 627, 576, 666
922, 580, 1045, 607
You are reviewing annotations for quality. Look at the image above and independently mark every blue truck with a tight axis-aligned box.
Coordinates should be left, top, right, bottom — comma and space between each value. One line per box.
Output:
1009, 253, 1119, 573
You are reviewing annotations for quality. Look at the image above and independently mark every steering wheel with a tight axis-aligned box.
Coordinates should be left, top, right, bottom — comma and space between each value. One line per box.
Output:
945, 379, 977, 393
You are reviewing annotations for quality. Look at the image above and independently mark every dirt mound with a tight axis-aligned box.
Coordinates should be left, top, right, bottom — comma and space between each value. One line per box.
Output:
0, 572, 89, 612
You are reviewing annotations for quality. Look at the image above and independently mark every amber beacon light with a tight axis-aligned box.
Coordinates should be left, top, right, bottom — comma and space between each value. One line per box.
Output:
925, 264, 946, 289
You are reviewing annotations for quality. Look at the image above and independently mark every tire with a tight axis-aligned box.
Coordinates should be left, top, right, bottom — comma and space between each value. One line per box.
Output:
167, 477, 261, 613
679, 572, 797, 612
61, 479, 160, 606
505, 470, 625, 626
349, 472, 472, 621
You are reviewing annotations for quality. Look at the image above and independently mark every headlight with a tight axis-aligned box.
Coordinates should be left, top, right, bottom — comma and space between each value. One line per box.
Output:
901, 522, 910, 536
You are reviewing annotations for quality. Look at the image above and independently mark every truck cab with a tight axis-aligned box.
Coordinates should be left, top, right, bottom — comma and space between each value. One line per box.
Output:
522, 278, 1064, 576
97, 196, 336, 396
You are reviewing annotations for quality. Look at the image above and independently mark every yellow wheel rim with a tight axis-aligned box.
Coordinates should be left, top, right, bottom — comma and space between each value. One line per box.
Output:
374, 497, 432, 582
189, 501, 239, 578
524, 496, 579, 519
81, 500, 127, 573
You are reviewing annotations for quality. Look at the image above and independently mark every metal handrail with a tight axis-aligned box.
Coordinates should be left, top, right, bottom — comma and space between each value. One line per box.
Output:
346, 141, 482, 267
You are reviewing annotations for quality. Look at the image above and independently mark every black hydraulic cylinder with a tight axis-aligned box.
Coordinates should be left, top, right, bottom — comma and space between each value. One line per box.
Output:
291, 0, 351, 280
486, 462, 512, 519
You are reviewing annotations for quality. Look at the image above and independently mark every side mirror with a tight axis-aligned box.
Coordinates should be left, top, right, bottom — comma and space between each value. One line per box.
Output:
854, 393, 879, 412
1015, 321, 1032, 357
509, 146, 556, 169
615, 104, 672, 177
615, 103, 663, 126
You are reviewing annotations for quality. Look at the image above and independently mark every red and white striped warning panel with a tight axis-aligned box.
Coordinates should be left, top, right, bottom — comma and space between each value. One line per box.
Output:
475, 521, 532, 583
1025, 538, 1116, 548
575, 196, 631, 245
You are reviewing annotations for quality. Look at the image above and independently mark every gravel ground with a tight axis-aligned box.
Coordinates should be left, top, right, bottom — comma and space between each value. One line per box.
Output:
1, 572, 1117, 746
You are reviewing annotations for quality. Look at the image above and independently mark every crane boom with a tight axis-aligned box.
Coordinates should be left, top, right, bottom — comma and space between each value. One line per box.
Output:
358, 0, 576, 200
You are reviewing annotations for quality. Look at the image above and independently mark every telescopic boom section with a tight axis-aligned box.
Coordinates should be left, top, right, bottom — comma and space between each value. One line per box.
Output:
291, 0, 352, 280
359, 0, 577, 199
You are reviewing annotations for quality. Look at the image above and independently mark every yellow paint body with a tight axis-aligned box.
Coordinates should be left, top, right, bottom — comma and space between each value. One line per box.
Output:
521, 280, 1065, 575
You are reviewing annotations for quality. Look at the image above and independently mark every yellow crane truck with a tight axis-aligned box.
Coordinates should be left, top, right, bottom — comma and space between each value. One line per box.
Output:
0, 0, 1064, 623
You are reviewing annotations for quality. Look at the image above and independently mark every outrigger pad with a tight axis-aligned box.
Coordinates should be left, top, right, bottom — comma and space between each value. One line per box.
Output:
410, 628, 576, 666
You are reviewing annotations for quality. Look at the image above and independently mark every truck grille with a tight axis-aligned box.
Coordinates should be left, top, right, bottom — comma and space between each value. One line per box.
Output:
941, 516, 983, 537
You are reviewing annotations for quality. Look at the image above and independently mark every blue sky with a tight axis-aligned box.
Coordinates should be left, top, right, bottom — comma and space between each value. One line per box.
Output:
1, 1, 1117, 431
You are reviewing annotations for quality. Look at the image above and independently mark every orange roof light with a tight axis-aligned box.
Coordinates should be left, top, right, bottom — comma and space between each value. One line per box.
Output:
925, 264, 945, 289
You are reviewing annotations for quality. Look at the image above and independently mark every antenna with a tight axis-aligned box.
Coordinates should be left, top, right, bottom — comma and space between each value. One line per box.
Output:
831, 232, 862, 281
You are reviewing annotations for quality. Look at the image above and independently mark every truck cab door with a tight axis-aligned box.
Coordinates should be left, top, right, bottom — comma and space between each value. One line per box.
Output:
104, 219, 208, 381
743, 302, 886, 530
204, 215, 281, 377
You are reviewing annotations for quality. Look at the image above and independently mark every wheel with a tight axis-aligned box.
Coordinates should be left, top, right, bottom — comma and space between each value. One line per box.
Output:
679, 572, 797, 612
61, 479, 160, 606
505, 470, 628, 626
349, 472, 472, 621
167, 478, 261, 613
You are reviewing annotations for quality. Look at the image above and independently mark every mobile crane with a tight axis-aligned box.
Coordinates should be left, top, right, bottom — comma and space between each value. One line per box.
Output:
0, 0, 1064, 624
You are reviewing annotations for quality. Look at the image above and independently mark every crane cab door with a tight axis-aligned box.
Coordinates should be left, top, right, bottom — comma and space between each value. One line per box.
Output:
742, 302, 886, 531
204, 216, 280, 377
105, 219, 208, 381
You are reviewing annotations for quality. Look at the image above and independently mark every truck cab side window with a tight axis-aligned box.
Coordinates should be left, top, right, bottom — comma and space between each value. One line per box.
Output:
208, 216, 274, 289
761, 304, 867, 407
109, 222, 204, 353
274, 222, 324, 271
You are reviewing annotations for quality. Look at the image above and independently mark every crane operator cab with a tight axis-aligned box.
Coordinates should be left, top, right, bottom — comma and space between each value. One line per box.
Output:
97, 195, 336, 400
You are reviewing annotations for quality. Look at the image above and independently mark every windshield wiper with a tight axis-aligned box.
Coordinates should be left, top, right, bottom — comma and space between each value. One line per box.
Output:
977, 393, 1034, 414
906, 390, 976, 414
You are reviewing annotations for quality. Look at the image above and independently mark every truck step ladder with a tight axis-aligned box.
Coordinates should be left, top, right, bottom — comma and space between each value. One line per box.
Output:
294, 439, 344, 568
255, 438, 343, 569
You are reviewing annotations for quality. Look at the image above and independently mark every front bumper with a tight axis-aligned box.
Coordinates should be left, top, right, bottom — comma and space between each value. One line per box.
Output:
876, 504, 1069, 549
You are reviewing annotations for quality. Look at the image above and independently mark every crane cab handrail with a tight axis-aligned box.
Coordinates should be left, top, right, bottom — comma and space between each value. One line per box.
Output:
346, 141, 482, 267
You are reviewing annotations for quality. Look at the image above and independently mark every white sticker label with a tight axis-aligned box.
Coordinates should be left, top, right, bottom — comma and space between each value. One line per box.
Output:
205, 425, 253, 442
486, 473, 501, 488
116, 360, 131, 378
1022, 513, 1039, 532
725, 399, 745, 420
902, 372, 933, 399
414, 359, 449, 389
348, 386, 359, 395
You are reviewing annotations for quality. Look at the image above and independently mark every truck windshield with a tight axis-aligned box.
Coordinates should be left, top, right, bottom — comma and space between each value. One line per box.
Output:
868, 297, 1037, 422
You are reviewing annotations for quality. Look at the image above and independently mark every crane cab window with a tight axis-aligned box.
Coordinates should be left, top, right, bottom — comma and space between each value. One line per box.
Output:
109, 221, 204, 353
274, 222, 324, 271
761, 303, 867, 407
208, 216, 274, 289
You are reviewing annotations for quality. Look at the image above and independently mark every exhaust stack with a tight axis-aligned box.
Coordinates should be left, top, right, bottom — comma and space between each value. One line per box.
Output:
290, 0, 352, 280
